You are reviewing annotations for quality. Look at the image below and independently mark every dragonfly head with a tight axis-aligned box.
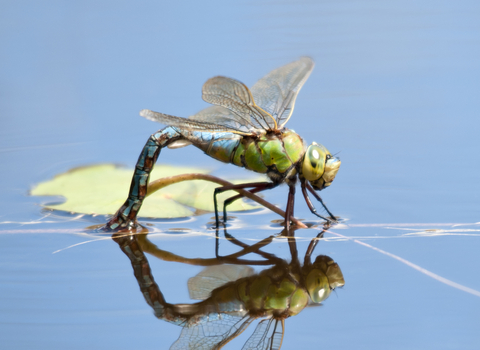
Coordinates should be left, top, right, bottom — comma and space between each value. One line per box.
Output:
302, 143, 341, 191
305, 255, 345, 304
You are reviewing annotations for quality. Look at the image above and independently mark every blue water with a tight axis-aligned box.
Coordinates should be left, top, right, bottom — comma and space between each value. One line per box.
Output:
1, 1, 480, 349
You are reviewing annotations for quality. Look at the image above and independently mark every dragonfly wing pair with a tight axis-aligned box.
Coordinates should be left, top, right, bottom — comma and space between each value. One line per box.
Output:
140, 57, 314, 134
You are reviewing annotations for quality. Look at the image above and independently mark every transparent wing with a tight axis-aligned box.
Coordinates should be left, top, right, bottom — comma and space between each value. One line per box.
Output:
188, 105, 257, 134
170, 314, 256, 350
250, 57, 314, 129
202, 76, 277, 131
142, 58, 313, 133
242, 318, 284, 350
140, 109, 252, 136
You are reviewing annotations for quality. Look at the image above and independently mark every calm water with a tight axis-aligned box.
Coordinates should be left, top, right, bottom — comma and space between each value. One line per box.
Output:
1, 1, 480, 349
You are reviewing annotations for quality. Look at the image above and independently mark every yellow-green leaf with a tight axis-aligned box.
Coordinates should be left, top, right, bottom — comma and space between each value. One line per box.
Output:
31, 164, 263, 218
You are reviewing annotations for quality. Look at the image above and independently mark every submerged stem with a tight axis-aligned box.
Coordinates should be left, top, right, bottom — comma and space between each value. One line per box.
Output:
147, 173, 308, 228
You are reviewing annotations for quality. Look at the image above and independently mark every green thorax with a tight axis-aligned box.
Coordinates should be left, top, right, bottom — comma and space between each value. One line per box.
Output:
209, 266, 309, 317
232, 130, 306, 176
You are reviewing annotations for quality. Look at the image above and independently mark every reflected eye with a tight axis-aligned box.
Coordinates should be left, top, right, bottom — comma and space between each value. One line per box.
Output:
305, 269, 331, 303
302, 144, 327, 181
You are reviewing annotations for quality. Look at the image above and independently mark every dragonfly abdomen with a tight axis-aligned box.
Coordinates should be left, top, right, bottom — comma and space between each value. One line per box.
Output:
179, 130, 243, 164
105, 126, 182, 230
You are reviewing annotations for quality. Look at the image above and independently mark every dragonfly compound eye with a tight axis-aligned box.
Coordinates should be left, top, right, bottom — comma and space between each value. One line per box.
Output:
313, 255, 345, 290
302, 144, 328, 182
322, 157, 341, 186
305, 268, 331, 303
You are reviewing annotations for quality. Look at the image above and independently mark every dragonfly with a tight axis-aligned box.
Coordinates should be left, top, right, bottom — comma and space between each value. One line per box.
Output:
105, 57, 341, 231
113, 225, 345, 350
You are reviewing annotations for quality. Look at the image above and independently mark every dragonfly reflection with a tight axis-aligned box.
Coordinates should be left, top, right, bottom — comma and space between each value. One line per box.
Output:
113, 226, 344, 350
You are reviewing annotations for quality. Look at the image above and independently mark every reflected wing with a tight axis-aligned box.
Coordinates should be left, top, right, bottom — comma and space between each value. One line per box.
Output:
170, 314, 256, 350
188, 265, 255, 300
140, 109, 253, 136
242, 318, 284, 350
202, 76, 277, 131
250, 57, 314, 129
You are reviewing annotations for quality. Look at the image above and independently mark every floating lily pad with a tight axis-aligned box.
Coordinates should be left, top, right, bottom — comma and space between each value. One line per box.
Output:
31, 164, 263, 218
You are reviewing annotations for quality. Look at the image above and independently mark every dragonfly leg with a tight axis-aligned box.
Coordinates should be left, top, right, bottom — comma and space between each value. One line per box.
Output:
104, 127, 182, 231
221, 183, 277, 223
222, 230, 283, 262
301, 180, 337, 222
213, 182, 277, 228
304, 222, 332, 265
284, 183, 296, 234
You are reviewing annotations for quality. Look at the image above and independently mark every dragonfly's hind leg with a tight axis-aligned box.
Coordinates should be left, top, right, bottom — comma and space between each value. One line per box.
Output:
104, 127, 182, 231
304, 222, 332, 265
213, 182, 277, 228
301, 179, 337, 223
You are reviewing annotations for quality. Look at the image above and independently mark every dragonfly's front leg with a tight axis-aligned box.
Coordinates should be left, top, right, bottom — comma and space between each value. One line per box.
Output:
217, 227, 284, 264
213, 182, 277, 228
104, 127, 182, 231
304, 222, 332, 265
284, 182, 296, 234
301, 179, 337, 223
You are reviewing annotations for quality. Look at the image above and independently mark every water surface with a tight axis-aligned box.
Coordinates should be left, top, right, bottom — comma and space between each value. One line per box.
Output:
1, 1, 480, 349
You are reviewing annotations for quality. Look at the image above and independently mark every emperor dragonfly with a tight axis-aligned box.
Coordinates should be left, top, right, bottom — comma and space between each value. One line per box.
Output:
105, 57, 341, 231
